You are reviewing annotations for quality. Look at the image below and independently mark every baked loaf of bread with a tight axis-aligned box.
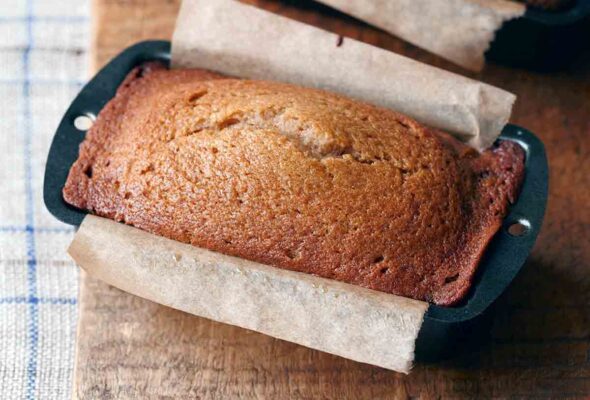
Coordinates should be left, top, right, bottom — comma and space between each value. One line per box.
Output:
64, 63, 524, 306
518, 0, 573, 10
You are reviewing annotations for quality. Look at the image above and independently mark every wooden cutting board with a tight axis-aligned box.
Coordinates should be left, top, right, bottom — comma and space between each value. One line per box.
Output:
74, 0, 590, 398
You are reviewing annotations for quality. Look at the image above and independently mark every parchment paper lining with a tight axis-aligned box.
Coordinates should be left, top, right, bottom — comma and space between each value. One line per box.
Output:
69, 216, 428, 374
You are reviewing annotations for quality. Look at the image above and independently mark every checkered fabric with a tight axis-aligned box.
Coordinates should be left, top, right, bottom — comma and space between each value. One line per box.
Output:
0, 0, 89, 398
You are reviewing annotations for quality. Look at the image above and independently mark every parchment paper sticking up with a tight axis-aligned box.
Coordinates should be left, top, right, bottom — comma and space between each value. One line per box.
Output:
172, 0, 517, 151
69, 216, 428, 374
316, 0, 526, 71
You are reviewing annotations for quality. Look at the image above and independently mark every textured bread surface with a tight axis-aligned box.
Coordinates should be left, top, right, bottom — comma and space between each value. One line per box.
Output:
64, 63, 524, 306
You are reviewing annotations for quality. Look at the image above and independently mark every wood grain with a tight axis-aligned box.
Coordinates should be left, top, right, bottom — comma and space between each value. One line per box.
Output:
75, 0, 590, 398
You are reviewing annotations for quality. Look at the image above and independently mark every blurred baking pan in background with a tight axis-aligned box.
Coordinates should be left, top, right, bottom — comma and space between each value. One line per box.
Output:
489, 0, 590, 70
312, 0, 590, 71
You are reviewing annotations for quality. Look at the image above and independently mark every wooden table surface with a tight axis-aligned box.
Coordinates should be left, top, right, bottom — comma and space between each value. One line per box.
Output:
74, 0, 590, 398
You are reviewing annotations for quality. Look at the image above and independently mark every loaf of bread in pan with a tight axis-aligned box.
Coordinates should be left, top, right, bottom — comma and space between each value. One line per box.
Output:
63, 63, 524, 306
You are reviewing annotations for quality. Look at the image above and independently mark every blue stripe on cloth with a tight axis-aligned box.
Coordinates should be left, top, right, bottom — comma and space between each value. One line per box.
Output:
37, 297, 77, 305
23, 0, 38, 398
0, 16, 88, 23
0, 79, 84, 86
0, 296, 27, 304
0, 297, 77, 305
0, 226, 75, 234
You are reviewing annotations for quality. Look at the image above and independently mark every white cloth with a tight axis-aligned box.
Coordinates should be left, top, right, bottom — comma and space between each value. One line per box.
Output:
0, 0, 89, 398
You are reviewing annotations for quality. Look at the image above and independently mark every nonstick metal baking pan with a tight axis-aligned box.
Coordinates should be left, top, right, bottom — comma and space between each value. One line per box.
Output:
43, 40, 548, 361
488, 0, 590, 70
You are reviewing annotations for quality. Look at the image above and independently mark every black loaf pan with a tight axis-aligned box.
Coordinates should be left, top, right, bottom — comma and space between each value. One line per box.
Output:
487, 0, 590, 70
43, 41, 548, 362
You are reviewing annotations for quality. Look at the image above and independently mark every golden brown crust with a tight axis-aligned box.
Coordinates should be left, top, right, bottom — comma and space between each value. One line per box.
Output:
63, 63, 524, 306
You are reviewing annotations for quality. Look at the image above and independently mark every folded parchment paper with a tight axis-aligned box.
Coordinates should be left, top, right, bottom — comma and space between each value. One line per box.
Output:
69, 0, 521, 373
316, 0, 526, 71
172, 0, 517, 151
69, 216, 428, 373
